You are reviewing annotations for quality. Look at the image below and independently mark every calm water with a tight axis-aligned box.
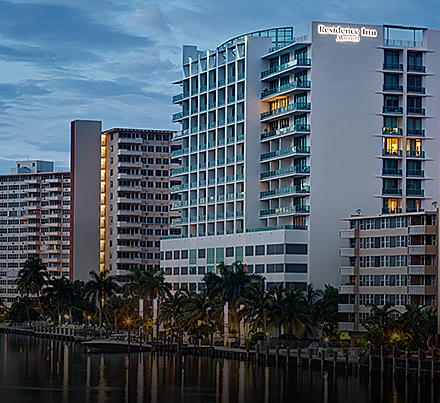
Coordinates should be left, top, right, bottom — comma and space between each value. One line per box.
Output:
0, 333, 439, 403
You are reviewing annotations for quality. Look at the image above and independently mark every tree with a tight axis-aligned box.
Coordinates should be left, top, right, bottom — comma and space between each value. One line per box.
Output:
5, 301, 39, 323
158, 289, 187, 339
15, 257, 49, 320
85, 269, 119, 327
398, 303, 437, 348
315, 284, 345, 339
103, 295, 127, 332
44, 277, 74, 324
281, 286, 314, 337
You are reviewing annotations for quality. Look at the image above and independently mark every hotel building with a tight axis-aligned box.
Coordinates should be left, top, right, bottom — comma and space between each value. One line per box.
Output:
0, 160, 71, 305
338, 211, 437, 337
71, 121, 180, 282
161, 22, 440, 291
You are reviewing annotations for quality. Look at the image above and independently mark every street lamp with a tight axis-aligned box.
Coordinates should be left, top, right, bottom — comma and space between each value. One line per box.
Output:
126, 318, 131, 354
64, 314, 69, 326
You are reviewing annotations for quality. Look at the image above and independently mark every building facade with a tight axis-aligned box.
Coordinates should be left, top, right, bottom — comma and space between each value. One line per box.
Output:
0, 161, 71, 305
338, 211, 438, 337
161, 22, 440, 290
71, 121, 180, 282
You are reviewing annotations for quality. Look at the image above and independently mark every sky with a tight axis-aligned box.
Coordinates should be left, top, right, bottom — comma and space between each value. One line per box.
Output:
0, 0, 439, 174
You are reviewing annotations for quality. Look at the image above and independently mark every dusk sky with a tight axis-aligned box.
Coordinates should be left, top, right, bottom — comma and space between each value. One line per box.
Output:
0, 0, 439, 174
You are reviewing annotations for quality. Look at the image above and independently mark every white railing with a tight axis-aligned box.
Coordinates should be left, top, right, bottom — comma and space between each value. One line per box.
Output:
339, 285, 355, 294
339, 229, 355, 238
408, 245, 425, 254
408, 225, 425, 234
408, 285, 425, 295
339, 267, 355, 276
408, 265, 425, 274
338, 304, 355, 313
339, 248, 355, 256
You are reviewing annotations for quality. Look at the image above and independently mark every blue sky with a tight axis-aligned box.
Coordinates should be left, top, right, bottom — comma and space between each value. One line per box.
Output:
0, 0, 439, 174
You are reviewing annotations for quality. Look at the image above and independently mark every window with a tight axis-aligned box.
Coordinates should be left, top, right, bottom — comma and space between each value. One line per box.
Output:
226, 247, 234, 257
286, 244, 308, 254
207, 248, 214, 264
267, 244, 284, 255
255, 264, 264, 273
245, 246, 253, 256
255, 245, 265, 256
189, 249, 197, 265
181, 267, 188, 275
285, 264, 307, 273
235, 246, 243, 262
216, 248, 224, 264
198, 249, 205, 259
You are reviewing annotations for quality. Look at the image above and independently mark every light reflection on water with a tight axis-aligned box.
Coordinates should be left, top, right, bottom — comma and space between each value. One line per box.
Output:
0, 333, 439, 402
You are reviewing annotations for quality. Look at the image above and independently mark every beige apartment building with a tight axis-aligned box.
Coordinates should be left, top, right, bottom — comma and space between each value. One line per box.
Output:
0, 160, 70, 306
338, 211, 437, 337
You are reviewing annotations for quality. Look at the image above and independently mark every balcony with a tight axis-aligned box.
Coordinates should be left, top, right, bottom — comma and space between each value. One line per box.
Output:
382, 168, 402, 176
406, 169, 423, 177
338, 285, 354, 294
406, 189, 424, 196
382, 149, 402, 157
383, 63, 403, 71
228, 96, 235, 103
338, 304, 355, 313
339, 267, 355, 276
261, 80, 311, 100
261, 124, 311, 141
408, 245, 425, 254
339, 229, 354, 238
218, 99, 225, 106
408, 86, 425, 94
407, 285, 425, 295
261, 58, 311, 79
406, 150, 425, 158
260, 145, 310, 161
408, 225, 425, 234
382, 127, 402, 135
339, 248, 355, 257
382, 207, 402, 214
218, 79, 226, 86
209, 82, 216, 90
382, 188, 402, 196
338, 322, 354, 332
407, 65, 426, 73
407, 129, 425, 137
383, 84, 403, 92
382, 106, 403, 114
260, 165, 310, 180
259, 205, 310, 217
191, 88, 198, 95
408, 265, 426, 274
407, 107, 425, 115
261, 102, 311, 120
260, 185, 310, 198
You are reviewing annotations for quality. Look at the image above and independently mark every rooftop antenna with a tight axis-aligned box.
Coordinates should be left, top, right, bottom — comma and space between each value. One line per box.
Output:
356, 209, 361, 215
431, 201, 437, 209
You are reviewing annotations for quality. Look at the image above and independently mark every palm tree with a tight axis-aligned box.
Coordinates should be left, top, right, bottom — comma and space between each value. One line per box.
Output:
44, 277, 74, 325
238, 278, 272, 338
85, 269, 119, 327
103, 295, 126, 332
16, 257, 48, 318
281, 286, 314, 337
362, 302, 398, 331
302, 283, 323, 337
158, 289, 187, 339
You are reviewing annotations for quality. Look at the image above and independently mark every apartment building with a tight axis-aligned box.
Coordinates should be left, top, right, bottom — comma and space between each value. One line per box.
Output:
0, 160, 71, 305
338, 211, 437, 337
161, 22, 440, 290
71, 121, 180, 282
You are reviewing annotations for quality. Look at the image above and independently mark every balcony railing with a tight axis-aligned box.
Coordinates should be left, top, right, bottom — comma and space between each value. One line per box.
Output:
382, 149, 402, 157
406, 189, 424, 196
408, 86, 425, 94
382, 207, 402, 214
382, 127, 402, 135
406, 150, 425, 158
260, 146, 310, 161
407, 107, 425, 115
407, 129, 425, 136
382, 106, 403, 114
407, 169, 424, 177
383, 63, 403, 71
246, 224, 307, 232
382, 188, 402, 195
261, 102, 311, 120
339, 229, 355, 238
260, 166, 310, 179
382, 168, 402, 175
261, 124, 310, 140
383, 84, 403, 92
260, 185, 310, 198
260, 205, 310, 217
261, 58, 311, 79
261, 80, 311, 99
407, 65, 426, 73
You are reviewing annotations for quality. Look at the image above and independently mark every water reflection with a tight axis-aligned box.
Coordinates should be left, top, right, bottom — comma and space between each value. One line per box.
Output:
1, 333, 440, 403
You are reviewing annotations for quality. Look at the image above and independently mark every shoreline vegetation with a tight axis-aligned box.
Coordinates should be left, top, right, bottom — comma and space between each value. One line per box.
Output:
0, 258, 437, 350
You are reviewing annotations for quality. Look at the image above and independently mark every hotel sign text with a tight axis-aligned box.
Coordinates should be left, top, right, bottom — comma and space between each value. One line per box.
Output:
317, 25, 377, 43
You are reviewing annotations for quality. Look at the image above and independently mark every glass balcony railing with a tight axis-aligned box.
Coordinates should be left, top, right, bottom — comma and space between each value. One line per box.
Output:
407, 129, 425, 136
382, 207, 402, 214
261, 165, 310, 179
191, 108, 198, 114
260, 205, 310, 217
238, 73, 245, 80
383, 63, 403, 71
406, 189, 424, 196
246, 224, 307, 232
236, 173, 244, 180
191, 145, 198, 152
200, 85, 207, 93
199, 124, 207, 131
383, 84, 403, 92
217, 177, 225, 183
382, 168, 402, 176
208, 178, 215, 185
218, 119, 225, 126
382, 149, 402, 156
407, 107, 425, 115
172, 93, 183, 102
261, 102, 311, 120
190, 182, 197, 188
218, 79, 226, 86
217, 231, 224, 235
217, 213, 225, 219
199, 215, 206, 221
208, 122, 216, 129
208, 141, 216, 148
217, 159, 225, 166
199, 144, 207, 151
227, 137, 235, 144
382, 106, 403, 114
209, 83, 216, 89
190, 127, 197, 133
227, 175, 234, 182
226, 193, 234, 200
261, 124, 310, 140
208, 197, 215, 204
181, 183, 189, 190
209, 102, 216, 109
227, 157, 234, 164
182, 166, 189, 173
190, 165, 197, 171
199, 197, 206, 204
208, 214, 215, 220
260, 185, 310, 198
227, 116, 235, 123
228, 76, 235, 83
218, 99, 225, 106
207, 231, 215, 236
228, 96, 235, 103
217, 195, 225, 201
237, 93, 245, 100
261, 80, 311, 99
406, 150, 425, 158
236, 192, 244, 199
406, 207, 424, 213
407, 169, 424, 177
261, 58, 311, 79
408, 86, 425, 94
382, 188, 402, 195
382, 127, 402, 135
171, 185, 181, 191
199, 163, 206, 170
408, 65, 426, 73
236, 155, 244, 161
172, 149, 182, 157
218, 139, 225, 146
190, 216, 197, 222
227, 230, 234, 235
236, 211, 244, 217
191, 88, 198, 95
172, 112, 183, 120
260, 146, 310, 161
237, 134, 244, 141
237, 114, 244, 121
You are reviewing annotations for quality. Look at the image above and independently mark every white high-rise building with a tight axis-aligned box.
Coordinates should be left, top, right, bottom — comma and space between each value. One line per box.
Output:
161, 22, 440, 291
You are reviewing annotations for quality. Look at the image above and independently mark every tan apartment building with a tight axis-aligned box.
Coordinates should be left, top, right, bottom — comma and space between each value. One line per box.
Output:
338, 211, 437, 338
0, 160, 70, 306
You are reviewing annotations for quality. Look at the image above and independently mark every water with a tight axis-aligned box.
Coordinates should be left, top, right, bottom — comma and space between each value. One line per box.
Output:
0, 333, 439, 402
